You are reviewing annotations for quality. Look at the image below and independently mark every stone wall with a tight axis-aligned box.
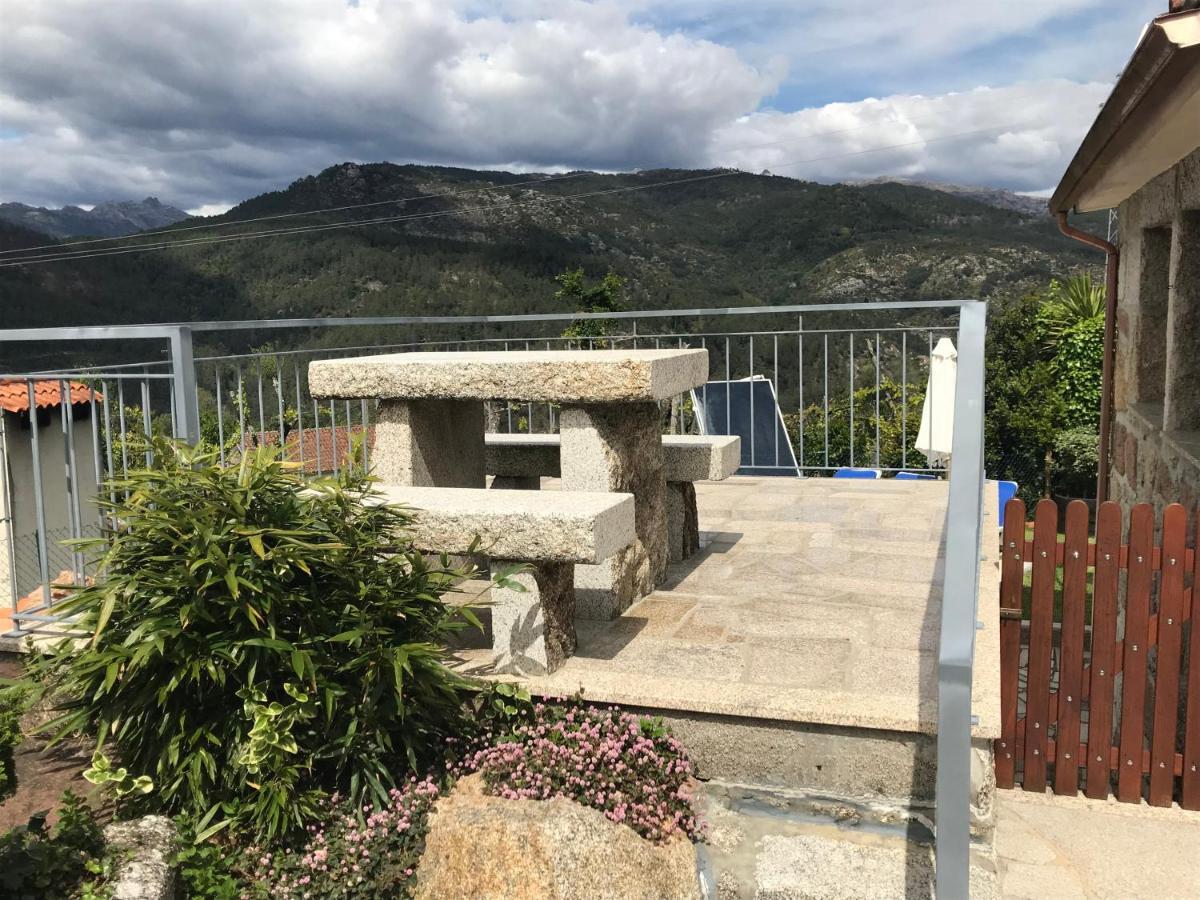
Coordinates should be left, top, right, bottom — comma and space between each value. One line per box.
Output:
1109, 146, 1200, 522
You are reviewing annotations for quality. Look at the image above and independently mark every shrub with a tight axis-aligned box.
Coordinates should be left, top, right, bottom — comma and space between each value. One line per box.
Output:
1051, 425, 1100, 498
0, 680, 31, 799
32, 441, 481, 839
0, 790, 110, 899
457, 702, 702, 844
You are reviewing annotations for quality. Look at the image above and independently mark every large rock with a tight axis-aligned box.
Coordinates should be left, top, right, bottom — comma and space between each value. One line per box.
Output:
103, 816, 176, 900
415, 774, 699, 900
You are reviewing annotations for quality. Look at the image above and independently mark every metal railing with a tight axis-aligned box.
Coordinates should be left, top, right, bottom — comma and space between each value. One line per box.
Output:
0, 299, 986, 894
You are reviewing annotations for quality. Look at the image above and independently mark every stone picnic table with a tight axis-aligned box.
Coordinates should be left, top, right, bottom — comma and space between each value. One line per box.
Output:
308, 348, 709, 616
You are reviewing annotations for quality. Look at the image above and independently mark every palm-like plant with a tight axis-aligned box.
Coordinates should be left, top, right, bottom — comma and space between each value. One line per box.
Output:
1039, 273, 1105, 346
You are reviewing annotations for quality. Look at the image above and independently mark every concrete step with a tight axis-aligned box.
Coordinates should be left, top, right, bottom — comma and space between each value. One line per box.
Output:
697, 781, 999, 900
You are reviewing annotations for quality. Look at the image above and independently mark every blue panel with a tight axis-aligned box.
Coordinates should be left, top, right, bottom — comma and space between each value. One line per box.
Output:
895, 471, 938, 481
997, 480, 1019, 526
693, 378, 799, 476
833, 467, 881, 479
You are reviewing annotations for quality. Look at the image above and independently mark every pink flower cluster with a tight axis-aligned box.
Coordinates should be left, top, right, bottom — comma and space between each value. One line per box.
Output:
245, 776, 440, 899
454, 703, 702, 843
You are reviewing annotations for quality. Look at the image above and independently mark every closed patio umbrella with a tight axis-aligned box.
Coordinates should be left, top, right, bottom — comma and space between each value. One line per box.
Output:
915, 337, 957, 469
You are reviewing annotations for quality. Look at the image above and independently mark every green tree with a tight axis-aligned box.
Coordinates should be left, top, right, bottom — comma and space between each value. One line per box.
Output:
556, 268, 626, 339
984, 274, 1104, 501
784, 377, 925, 471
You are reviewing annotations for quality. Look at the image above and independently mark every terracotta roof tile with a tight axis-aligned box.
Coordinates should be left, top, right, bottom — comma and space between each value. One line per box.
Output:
0, 379, 100, 415
238, 425, 375, 475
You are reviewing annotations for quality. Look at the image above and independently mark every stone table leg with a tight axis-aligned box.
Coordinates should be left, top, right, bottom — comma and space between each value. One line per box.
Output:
559, 402, 667, 619
490, 561, 576, 675
666, 481, 700, 563
373, 398, 485, 486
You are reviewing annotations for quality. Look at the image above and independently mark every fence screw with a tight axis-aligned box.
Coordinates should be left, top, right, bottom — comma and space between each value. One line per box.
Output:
1064, 753, 1071, 759
1033, 749, 1040, 756
1099, 669, 1106, 677
1009, 541, 1016, 548
1167, 617, 1174, 626
1132, 644, 1138, 652
1170, 557, 1176, 565
1041, 550, 1047, 558
1127, 759, 1133, 766
1159, 762, 1166, 768
1104, 553, 1111, 560
1137, 555, 1143, 563
1072, 550, 1080, 558
1066, 695, 1073, 703
1033, 721, 1040, 729
1097, 755, 1103, 762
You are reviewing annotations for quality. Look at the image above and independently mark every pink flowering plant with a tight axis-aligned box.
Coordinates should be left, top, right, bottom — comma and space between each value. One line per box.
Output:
455, 700, 702, 844
243, 776, 441, 900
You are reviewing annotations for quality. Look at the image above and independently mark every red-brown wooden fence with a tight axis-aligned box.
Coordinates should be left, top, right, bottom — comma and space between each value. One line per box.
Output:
997, 498, 1200, 807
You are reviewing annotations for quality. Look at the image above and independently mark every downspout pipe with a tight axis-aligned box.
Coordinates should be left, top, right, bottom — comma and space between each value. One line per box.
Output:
1056, 211, 1119, 504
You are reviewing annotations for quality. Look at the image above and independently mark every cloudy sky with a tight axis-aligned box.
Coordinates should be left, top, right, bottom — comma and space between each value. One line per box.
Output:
0, 0, 1163, 213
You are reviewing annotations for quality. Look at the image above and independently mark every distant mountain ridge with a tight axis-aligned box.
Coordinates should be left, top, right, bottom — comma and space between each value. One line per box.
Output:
844, 176, 1050, 217
0, 197, 190, 239
1, 162, 1106, 374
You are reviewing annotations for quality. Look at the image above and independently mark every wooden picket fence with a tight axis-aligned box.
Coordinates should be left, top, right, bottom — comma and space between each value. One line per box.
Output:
997, 498, 1200, 807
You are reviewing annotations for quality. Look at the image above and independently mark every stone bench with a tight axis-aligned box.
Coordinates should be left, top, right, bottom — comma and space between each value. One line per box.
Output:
484, 433, 740, 563
372, 485, 635, 675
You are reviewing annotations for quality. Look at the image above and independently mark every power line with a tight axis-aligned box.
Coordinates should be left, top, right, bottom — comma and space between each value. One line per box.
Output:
0, 121, 1038, 268
0, 84, 1056, 259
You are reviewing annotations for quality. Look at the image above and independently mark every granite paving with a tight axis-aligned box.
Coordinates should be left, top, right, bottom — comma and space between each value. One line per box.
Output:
456, 475, 1002, 739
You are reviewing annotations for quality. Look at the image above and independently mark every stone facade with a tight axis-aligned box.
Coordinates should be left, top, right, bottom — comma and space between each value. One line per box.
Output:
1109, 146, 1200, 520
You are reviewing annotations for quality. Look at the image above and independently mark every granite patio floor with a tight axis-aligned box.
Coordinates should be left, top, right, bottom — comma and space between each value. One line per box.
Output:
457, 475, 1001, 740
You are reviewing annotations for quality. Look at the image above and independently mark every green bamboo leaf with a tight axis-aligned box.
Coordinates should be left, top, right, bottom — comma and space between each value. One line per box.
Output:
92, 590, 118, 646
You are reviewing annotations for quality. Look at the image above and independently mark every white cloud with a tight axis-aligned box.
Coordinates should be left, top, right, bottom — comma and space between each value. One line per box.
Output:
0, 0, 1119, 208
186, 203, 236, 217
708, 81, 1111, 192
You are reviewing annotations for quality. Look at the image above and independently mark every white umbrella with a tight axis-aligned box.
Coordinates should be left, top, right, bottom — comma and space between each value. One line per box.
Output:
915, 337, 957, 469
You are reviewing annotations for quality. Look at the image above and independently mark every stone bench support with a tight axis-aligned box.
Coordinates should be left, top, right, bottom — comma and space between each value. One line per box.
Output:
560, 403, 668, 620
484, 432, 740, 567
374, 399, 485, 487
371, 485, 635, 675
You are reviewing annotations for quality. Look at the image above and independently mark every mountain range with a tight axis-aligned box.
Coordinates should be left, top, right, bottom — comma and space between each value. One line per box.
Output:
0, 197, 190, 239
0, 163, 1106, 370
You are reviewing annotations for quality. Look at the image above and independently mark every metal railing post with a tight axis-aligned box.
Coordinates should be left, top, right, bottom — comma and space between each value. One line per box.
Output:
168, 326, 201, 445
935, 300, 988, 899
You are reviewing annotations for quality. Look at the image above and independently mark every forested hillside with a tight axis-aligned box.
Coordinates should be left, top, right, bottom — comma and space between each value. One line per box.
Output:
1, 162, 1104, 369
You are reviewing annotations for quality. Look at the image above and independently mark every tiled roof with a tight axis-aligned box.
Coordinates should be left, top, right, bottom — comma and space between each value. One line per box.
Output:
0, 379, 99, 415
238, 425, 375, 475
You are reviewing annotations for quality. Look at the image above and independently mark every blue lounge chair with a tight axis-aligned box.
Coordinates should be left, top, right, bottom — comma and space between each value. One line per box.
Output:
833, 467, 881, 479
894, 471, 938, 480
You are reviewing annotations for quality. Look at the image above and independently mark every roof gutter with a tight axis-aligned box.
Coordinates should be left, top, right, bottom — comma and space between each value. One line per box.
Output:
1056, 213, 1118, 504
1050, 8, 1200, 215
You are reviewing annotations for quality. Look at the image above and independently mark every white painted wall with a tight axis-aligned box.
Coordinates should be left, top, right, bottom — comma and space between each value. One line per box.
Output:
0, 404, 100, 607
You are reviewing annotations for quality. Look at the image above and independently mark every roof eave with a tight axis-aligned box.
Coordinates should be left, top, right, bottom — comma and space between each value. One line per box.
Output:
1050, 9, 1200, 216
